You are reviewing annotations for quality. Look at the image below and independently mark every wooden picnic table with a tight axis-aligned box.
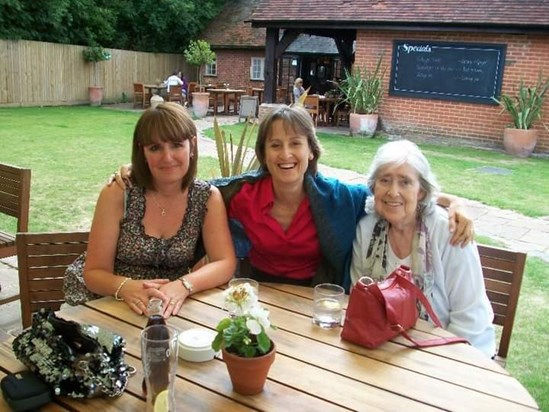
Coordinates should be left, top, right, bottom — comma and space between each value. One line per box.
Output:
0, 283, 539, 411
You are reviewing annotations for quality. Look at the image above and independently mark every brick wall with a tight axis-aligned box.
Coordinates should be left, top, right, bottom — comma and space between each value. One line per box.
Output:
354, 30, 549, 154
203, 49, 265, 90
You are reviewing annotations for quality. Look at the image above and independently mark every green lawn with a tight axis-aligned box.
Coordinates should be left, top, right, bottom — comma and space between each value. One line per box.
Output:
1, 106, 548, 410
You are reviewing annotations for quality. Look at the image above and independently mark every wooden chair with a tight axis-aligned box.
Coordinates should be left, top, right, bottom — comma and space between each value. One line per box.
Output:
16, 231, 89, 328
133, 82, 150, 108
187, 82, 198, 106
0, 163, 31, 306
335, 103, 351, 126
167, 84, 184, 105
304, 95, 322, 126
478, 244, 526, 367
276, 87, 288, 104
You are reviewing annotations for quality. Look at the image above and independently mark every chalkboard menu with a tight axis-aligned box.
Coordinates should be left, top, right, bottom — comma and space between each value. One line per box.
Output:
389, 41, 506, 104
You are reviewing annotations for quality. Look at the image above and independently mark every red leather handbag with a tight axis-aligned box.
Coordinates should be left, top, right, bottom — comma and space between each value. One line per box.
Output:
341, 265, 468, 349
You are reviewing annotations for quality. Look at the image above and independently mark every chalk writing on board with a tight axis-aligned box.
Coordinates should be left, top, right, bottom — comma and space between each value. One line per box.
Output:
389, 41, 506, 104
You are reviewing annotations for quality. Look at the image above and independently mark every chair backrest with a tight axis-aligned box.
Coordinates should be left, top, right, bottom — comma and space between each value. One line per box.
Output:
133, 82, 149, 108
0, 162, 31, 259
478, 243, 526, 364
16, 231, 89, 328
303, 95, 320, 126
276, 87, 287, 104
239, 95, 259, 122
168, 85, 183, 104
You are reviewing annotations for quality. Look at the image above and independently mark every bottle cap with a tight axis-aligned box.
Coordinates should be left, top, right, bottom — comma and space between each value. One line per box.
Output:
178, 328, 218, 362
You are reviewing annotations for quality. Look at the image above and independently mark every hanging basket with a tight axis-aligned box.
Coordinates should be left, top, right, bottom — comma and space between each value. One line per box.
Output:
221, 342, 276, 395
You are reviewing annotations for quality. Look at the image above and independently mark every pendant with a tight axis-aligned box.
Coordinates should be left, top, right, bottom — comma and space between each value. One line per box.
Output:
161, 209, 167, 217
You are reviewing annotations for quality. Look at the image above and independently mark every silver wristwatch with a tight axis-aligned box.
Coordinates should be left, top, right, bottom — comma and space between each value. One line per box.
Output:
180, 276, 194, 294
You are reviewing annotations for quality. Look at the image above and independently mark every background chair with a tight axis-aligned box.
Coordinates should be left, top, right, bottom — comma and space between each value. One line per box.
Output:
0, 163, 31, 306
478, 243, 526, 367
16, 231, 89, 328
238, 95, 259, 122
304, 95, 322, 126
133, 82, 150, 108
167, 85, 184, 105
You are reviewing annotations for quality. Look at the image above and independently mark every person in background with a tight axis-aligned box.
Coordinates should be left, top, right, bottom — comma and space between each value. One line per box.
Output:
111, 106, 473, 290
63, 103, 236, 317
350, 139, 495, 357
179, 72, 189, 100
293, 77, 305, 103
164, 70, 183, 93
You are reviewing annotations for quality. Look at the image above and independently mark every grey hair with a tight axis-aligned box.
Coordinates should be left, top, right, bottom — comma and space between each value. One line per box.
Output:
365, 139, 440, 215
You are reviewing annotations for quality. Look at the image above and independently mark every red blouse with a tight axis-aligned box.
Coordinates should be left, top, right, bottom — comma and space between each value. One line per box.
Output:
228, 176, 320, 280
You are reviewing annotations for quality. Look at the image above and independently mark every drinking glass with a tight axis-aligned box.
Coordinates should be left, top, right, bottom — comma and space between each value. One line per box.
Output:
313, 283, 345, 328
229, 277, 259, 294
141, 325, 179, 412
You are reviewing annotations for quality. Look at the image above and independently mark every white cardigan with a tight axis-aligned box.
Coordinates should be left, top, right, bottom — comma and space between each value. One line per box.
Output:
350, 207, 496, 357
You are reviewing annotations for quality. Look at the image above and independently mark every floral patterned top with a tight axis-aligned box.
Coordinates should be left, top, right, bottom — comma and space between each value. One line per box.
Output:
63, 180, 211, 305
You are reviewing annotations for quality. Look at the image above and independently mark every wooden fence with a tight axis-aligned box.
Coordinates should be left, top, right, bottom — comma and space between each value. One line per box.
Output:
0, 39, 192, 106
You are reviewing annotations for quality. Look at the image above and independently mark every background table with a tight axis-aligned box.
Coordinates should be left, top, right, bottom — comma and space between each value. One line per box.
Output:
0, 284, 539, 411
144, 84, 167, 96
207, 89, 246, 115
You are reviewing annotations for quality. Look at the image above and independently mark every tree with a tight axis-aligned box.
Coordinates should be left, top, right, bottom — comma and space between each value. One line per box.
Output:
0, 0, 227, 53
184, 40, 216, 86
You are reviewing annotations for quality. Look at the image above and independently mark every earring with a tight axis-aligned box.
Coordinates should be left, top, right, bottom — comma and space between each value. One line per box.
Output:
190, 154, 194, 159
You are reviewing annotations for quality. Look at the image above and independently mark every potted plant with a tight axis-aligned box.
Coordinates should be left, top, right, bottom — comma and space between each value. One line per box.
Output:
213, 118, 259, 177
493, 73, 549, 157
83, 45, 112, 106
212, 282, 276, 395
184, 40, 215, 118
337, 55, 386, 137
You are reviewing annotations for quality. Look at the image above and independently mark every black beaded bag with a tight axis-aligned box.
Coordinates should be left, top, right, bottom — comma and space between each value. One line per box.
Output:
13, 309, 133, 398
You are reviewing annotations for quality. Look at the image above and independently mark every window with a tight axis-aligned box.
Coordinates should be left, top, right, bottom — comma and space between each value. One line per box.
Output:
205, 60, 217, 76
250, 58, 264, 80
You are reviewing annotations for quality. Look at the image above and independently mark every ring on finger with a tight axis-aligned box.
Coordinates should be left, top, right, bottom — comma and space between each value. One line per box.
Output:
168, 300, 175, 306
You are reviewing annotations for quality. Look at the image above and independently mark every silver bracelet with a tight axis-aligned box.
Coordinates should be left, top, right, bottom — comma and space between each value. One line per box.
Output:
114, 277, 130, 301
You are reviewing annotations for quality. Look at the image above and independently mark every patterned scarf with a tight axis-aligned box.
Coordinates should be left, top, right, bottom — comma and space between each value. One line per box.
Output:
363, 217, 434, 319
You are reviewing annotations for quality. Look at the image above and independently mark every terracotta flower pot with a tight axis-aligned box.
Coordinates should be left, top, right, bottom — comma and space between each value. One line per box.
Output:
221, 342, 276, 395
192, 92, 210, 118
349, 113, 379, 137
88, 86, 104, 106
503, 128, 538, 158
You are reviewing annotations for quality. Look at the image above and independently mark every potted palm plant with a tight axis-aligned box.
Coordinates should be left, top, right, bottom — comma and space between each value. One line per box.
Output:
493, 73, 549, 157
212, 283, 276, 395
83, 45, 111, 106
337, 55, 386, 137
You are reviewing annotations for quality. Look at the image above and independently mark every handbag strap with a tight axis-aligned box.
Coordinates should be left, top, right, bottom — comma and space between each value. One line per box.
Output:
382, 274, 469, 348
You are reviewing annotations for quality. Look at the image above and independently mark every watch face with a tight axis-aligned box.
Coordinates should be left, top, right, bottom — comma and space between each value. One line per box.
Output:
182, 278, 193, 293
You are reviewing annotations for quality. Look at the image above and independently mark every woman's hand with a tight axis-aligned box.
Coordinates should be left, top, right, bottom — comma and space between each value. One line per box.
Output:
447, 204, 474, 247
143, 279, 189, 318
106, 164, 133, 189
119, 278, 168, 315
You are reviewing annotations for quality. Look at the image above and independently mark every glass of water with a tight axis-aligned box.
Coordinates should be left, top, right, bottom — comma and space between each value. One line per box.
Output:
313, 283, 345, 328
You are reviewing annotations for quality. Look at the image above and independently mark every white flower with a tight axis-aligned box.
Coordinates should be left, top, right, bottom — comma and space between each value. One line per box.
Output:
246, 318, 262, 335
222, 283, 258, 316
248, 305, 271, 330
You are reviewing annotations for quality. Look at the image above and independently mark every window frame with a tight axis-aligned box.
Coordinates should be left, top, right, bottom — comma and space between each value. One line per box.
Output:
250, 57, 265, 81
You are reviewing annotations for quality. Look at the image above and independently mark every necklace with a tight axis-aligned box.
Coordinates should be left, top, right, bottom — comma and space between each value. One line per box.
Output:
150, 193, 167, 217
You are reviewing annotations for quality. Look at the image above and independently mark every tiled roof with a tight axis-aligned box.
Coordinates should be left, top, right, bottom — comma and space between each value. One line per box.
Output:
250, 0, 549, 28
287, 34, 338, 55
200, 0, 265, 48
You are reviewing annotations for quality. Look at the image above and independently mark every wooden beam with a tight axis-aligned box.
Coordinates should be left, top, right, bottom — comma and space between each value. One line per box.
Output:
264, 27, 279, 103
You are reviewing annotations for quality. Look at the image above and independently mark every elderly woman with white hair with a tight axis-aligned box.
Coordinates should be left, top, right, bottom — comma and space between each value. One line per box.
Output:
350, 139, 495, 357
